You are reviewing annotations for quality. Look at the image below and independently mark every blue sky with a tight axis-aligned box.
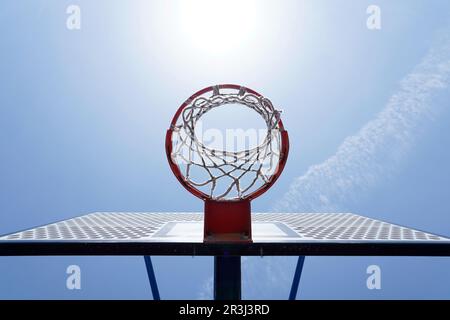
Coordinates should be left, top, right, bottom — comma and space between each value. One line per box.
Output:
0, 0, 450, 299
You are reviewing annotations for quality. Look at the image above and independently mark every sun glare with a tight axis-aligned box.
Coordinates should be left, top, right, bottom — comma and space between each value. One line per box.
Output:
178, 0, 258, 54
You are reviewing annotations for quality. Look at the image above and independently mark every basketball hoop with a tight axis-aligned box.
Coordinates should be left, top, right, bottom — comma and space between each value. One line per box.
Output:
166, 84, 289, 242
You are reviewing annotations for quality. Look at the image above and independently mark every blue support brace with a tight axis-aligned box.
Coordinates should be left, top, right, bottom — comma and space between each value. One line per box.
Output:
289, 256, 305, 300
144, 256, 160, 300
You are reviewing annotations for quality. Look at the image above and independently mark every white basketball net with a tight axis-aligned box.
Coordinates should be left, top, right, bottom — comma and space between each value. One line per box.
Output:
171, 89, 283, 200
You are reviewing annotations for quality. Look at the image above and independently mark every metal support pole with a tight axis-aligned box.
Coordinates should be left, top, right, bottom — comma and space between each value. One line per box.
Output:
289, 256, 305, 300
214, 256, 241, 300
144, 256, 161, 300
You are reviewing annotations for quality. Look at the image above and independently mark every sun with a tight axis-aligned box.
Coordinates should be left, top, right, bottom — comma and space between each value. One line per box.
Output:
177, 0, 258, 55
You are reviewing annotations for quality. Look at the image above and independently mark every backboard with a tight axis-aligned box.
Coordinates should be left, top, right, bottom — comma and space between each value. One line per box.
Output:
1, 212, 449, 256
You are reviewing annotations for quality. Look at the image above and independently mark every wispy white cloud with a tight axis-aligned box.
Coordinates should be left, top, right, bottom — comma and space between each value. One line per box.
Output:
242, 256, 297, 299
242, 31, 450, 300
274, 33, 450, 213
197, 31, 450, 300
197, 275, 213, 300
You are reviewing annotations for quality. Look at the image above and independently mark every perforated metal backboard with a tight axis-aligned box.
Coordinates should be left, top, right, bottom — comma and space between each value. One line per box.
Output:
0, 212, 449, 256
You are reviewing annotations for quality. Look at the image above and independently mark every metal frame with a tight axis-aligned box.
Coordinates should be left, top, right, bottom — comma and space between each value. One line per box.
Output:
214, 256, 241, 300
2, 213, 449, 256
1, 212, 449, 300
1, 241, 449, 256
143, 255, 300, 300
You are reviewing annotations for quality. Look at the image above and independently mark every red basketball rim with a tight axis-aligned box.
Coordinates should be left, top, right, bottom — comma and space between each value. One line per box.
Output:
165, 84, 289, 202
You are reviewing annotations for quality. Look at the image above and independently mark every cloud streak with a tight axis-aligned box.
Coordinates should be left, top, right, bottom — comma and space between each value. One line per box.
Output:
274, 33, 450, 213
241, 30, 450, 300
